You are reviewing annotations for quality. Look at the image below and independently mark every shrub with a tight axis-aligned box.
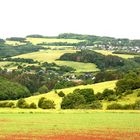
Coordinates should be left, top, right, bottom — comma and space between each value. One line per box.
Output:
0, 102, 15, 108
76, 101, 102, 109
107, 103, 123, 110
107, 95, 117, 101
58, 91, 65, 97
61, 92, 86, 109
16, 98, 29, 108
38, 97, 55, 109
29, 102, 37, 109
102, 89, 115, 100
124, 90, 133, 95
137, 91, 140, 97
95, 92, 104, 100
133, 100, 140, 110
38, 85, 48, 93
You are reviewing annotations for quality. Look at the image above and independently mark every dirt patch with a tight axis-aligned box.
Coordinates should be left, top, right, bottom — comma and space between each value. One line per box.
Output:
0, 119, 11, 122
1, 130, 140, 140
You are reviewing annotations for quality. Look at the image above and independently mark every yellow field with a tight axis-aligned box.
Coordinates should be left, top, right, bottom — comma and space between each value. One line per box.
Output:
94, 50, 136, 59
13, 50, 99, 72
0, 61, 12, 67
26, 37, 85, 45
6, 40, 25, 46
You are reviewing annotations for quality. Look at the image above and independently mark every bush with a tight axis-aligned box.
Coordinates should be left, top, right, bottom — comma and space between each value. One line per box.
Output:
0, 102, 15, 108
107, 103, 134, 110
76, 101, 102, 109
38, 85, 48, 93
133, 100, 140, 110
102, 89, 115, 100
137, 91, 140, 97
16, 98, 29, 108
61, 92, 86, 109
107, 103, 123, 110
124, 90, 133, 95
95, 92, 104, 100
29, 102, 37, 109
38, 97, 55, 109
58, 91, 65, 97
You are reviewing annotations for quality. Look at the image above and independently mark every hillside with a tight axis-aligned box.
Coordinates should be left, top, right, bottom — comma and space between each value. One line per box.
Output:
23, 80, 117, 109
13, 50, 99, 72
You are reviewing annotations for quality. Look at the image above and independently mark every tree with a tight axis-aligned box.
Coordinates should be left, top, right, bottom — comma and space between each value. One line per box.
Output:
16, 98, 29, 108
38, 97, 55, 109
29, 102, 37, 109
61, 92, 86, 109
73, 88, 96, 103
58, 91, 65, 97
38, 85, 48, 93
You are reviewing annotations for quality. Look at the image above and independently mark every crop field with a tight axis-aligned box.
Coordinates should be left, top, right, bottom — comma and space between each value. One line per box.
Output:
0, 111, 140, 140
94, 50, 137, 59
14, 50, 99, 72
26, 37, 85, 45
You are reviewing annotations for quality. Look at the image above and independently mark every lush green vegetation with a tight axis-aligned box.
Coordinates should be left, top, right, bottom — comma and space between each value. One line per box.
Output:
0, 77, 30, 100
60, 50, 125, 69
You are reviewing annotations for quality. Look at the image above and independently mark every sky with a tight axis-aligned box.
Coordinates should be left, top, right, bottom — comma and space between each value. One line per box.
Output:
0, 0, 140, 39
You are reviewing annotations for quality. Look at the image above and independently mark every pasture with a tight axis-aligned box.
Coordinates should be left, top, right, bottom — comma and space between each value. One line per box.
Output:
5, 40, 25, 46
0, 111, 140, 140
94, 50, 136, 59
26, 37, 85, 45
13, 50, 99, 72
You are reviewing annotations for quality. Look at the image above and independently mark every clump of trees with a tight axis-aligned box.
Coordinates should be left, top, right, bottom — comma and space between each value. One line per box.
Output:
60, 50, 125, 69
0, 77, 31, 100
61, 88, 102, 109
16, 98, 37, 109
38, 97, 55, 109
0, 102, 15, 108
115, 72, 140, 94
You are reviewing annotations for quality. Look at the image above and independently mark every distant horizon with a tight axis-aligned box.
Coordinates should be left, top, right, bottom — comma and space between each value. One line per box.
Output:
2, 32, 140, 40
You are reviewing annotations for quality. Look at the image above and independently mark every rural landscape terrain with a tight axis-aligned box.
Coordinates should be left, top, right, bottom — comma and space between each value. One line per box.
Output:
0, 33, 140, 139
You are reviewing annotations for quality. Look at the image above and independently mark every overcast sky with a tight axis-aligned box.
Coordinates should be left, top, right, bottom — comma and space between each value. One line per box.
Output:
0, 0, 140, 39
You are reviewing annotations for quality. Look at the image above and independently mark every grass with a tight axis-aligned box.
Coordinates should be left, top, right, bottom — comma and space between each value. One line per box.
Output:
24, 80, 117, 109
94, 50, 137, 59
5, 40, 25, 46
13, 50, 99, 72
0, 61, 12, 67
0, 111, 140, 139
26, 37, 85, 45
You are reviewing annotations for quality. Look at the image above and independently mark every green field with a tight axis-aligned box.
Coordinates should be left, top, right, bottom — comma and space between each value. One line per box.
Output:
0, 111, 140, 140
13, 50, 99, 72
26, 37, 85, 45
94, 50, 137, 59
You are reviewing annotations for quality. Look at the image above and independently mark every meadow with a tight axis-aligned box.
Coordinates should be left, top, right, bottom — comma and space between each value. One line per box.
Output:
0, 111, 140, 140
13, 50, 99, 72
26, 37, 85, 45
94, 50, 136, 59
